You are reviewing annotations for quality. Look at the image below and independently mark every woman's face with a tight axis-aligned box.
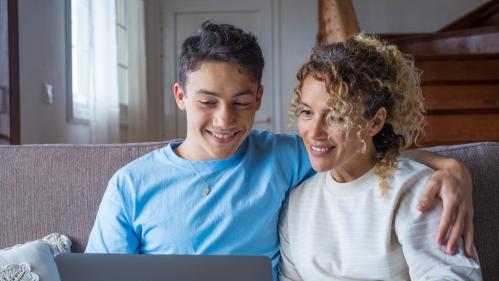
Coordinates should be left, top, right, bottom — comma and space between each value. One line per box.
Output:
297, 75, 375, 181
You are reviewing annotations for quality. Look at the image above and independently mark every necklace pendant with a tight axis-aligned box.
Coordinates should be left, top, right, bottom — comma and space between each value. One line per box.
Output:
203, 186, 210, 196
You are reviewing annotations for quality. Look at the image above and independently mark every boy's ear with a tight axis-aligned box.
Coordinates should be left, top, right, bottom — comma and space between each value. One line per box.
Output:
255, 85, 264, 110
368, 107, 387, 136
173, 83, 187, 111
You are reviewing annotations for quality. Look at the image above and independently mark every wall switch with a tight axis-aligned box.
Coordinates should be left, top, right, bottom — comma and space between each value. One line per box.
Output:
42, 83, 54, 104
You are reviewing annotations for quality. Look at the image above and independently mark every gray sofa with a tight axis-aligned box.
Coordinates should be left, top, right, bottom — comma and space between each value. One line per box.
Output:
1, 142, 498, 280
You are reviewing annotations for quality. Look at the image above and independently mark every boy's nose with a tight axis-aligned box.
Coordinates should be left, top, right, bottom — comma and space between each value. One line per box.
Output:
213, 105, 236, 128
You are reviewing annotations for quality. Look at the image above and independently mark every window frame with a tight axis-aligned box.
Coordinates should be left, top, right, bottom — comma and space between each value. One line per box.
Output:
65, 0, 90, 124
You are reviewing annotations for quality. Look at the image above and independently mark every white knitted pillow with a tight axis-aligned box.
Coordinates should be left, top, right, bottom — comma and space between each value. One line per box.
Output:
0, 234, 71, 281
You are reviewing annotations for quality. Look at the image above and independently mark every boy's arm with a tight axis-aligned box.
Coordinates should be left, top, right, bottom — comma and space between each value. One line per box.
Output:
85, 176, 139, 253
395, 174, 481, 281
402, 149, 473, 257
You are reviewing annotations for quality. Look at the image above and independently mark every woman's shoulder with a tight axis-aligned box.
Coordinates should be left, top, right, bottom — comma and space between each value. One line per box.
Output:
394, 156, 434, 186
397, 155, 434, 173
289, 172, 326, 200
392, 156, 435, 206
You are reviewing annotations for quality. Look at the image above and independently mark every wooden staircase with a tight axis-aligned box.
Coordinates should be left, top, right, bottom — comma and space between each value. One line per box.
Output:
382, 0, 499, 146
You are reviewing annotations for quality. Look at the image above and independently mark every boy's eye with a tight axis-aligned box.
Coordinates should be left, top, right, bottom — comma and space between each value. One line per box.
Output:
199, 100, 216, 106
234, 101, 250, 107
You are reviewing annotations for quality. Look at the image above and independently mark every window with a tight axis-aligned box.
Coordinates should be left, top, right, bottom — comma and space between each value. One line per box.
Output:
116, 0, 129, 129
67, 0, 129, 124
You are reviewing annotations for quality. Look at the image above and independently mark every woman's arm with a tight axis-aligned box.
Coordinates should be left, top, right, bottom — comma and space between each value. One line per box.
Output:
278, 201, 304, 281
402, 149, 474, 257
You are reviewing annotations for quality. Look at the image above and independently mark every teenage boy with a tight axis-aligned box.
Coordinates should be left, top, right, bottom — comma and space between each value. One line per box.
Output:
86, 22, 474, 279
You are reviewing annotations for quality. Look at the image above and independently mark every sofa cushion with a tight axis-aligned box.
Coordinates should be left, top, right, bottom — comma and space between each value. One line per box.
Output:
0, 234, 71, 281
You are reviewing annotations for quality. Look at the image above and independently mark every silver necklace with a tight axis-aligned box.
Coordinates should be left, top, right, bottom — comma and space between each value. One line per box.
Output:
187, 161, 231, 196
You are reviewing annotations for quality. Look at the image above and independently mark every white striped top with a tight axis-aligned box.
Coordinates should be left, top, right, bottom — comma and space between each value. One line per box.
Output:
278, 157, 481, 281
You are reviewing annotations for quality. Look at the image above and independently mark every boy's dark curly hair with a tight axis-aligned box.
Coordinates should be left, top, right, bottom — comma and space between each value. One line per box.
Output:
178, 21, 264, 87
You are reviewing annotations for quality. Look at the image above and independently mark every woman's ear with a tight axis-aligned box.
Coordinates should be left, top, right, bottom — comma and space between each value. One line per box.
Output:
369, 107, 387, 136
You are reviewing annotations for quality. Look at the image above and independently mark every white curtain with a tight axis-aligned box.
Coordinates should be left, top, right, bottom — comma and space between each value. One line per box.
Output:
89, 0, 120, 143
125, 0, 149, 142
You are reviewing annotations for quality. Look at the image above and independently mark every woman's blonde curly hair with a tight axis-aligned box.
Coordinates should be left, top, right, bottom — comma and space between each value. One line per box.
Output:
290, 34, 425, 195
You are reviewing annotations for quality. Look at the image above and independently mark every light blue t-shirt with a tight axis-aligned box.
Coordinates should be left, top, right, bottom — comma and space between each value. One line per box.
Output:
86, 130, 314, 279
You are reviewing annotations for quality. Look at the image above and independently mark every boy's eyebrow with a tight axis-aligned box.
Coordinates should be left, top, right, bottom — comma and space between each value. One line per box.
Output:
196, 89, 255, 97
196, 89, 219, 96
233, 91, 255, 97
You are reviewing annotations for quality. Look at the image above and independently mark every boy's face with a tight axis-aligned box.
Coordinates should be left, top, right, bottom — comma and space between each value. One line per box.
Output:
174, 62, 263, 160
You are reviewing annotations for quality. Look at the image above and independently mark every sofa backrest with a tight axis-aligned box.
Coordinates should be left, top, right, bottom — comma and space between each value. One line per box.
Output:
0, 141, 168, 252
1, 141, 498, 280
426, 142, 499, 281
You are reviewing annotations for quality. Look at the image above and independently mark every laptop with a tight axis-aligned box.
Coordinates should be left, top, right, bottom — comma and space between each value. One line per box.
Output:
55, 253, 273, 281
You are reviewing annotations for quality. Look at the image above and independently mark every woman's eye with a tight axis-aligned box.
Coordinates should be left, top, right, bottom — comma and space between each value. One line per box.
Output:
299, 109, 312, 117
328, 115, 344, 124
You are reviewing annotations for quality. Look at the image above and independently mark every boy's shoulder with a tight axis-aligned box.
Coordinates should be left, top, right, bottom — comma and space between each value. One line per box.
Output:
247, 129, 301, 148
246, 130, 307, 164
112, 142, 176, 180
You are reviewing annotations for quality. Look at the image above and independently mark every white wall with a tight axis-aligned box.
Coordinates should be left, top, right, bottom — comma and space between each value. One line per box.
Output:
18, 0, 90, 144
144, 0, 165, 142
279, 0, 318, 133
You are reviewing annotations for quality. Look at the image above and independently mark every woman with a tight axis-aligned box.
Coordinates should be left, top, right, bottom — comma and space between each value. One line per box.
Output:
278, 34, 481, 280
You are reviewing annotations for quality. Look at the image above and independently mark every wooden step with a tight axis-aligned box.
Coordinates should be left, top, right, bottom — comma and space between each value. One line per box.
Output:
414, 53, 499, 146
390, 26, 499, 55
423, 83, 499, 112
415, 54, 499, 83
419, 113, 499, 147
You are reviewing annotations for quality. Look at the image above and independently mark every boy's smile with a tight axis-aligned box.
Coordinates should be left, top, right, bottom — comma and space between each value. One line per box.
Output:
173, 62, 263, 160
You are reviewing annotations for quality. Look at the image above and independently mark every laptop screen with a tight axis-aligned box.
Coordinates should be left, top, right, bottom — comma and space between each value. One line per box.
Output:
55, 254, 273, 281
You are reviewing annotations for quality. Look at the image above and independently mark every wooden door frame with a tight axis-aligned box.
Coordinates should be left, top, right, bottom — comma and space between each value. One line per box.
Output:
8, 0, 20, 144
